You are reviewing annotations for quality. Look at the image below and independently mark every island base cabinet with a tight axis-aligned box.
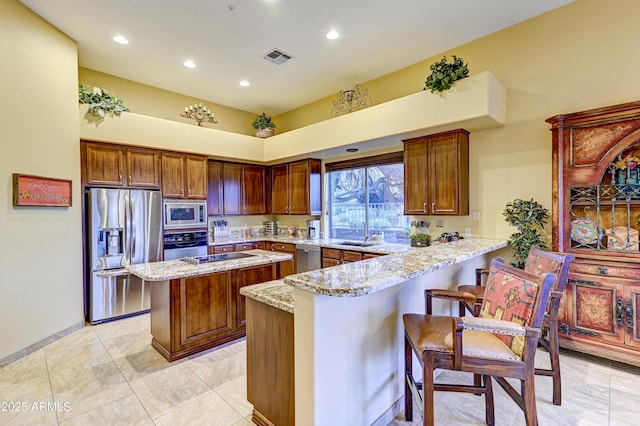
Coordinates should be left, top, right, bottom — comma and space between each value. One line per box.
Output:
246, 298, 294, 426
150, 263, 279, 362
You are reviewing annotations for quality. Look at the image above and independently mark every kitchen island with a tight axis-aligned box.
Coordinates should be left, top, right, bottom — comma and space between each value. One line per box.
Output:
126, 249, 292, 361
241, 238, 508, 426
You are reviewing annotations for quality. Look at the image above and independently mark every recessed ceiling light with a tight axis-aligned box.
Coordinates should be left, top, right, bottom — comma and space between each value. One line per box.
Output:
184, 60, 196, 69
239, 80, 250, 87
326, 30, 340, 40
346, 148, 358, 153
113, 35, 129, 45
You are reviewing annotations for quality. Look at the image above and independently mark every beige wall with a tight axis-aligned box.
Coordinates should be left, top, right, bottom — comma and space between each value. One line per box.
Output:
0, 1, 83, 360
79, 68, 257, 136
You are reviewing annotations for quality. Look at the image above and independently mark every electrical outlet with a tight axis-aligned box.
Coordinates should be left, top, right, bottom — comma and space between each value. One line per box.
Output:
465, 227, 472, 237
436, 220, 444, 228
472, 211, 481, 221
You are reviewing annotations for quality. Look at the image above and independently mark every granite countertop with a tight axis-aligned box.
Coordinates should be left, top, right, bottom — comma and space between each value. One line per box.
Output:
125, 249, 292, 281
284, 238, 507, 297
239, 280, 294, 314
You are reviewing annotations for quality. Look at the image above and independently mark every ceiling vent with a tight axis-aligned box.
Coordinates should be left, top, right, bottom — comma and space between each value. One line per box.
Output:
262, 49, 293, 65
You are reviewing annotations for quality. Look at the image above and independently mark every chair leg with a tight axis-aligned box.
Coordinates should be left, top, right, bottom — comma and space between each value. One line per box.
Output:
522, 376, 538, 426
548, 325, 562, 405
422, 351, 435, 426
404, 336, 413, 422
459, 301, 466, 317
483, 375, 495, 426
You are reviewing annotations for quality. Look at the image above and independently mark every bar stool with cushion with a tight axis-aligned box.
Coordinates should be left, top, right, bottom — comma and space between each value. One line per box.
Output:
404, 258, 557, 425
435, 246, 574, 405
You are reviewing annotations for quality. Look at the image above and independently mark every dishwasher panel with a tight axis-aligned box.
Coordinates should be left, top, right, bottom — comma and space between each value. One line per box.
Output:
296, 245, 321, 273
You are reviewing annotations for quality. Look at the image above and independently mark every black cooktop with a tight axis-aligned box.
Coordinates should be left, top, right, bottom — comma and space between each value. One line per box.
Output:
180, 252, 255, 265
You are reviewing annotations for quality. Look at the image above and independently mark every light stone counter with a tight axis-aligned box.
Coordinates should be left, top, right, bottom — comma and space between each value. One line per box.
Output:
125, 249, 292, 281
284, 238, 507, 297
239, 280, 293, 313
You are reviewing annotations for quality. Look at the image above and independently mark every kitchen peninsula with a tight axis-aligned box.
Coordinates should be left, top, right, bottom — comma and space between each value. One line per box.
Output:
126, 249, 292, 361
241, 238, 508, 426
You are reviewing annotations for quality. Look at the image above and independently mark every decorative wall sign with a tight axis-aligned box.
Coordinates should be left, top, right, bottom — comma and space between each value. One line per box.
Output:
12, 174, 72, 207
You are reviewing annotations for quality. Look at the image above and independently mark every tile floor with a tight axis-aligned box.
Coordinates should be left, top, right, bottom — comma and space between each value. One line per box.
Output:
0, 313, 639, 425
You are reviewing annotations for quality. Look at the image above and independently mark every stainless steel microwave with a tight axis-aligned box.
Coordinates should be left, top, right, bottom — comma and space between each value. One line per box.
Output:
163, 199, 207, 229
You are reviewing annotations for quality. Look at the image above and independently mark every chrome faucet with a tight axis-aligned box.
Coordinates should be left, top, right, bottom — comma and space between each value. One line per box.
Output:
355, 221, 370, 243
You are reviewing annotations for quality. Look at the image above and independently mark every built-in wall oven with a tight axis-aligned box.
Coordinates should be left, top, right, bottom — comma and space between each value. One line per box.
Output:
163, 230, 208, 260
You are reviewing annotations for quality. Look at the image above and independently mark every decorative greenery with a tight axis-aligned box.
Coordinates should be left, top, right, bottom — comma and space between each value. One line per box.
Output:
410, 220, 431, 228
251, 112, 276, 130
503, 198, 550, 269
423, 55, 469, 93
409, 233, 431, 247
78, 84, 129, 118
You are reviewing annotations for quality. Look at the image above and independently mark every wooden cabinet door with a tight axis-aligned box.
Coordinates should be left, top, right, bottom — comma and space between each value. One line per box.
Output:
223, 163, 243, 215
288, 160, 311, 214
178, 272, 233, 349
322, 257, 341, 268
271, 163, 289, 214
207, 161, 223, 216
403, 139, 428, 214
271, 243, 296, 275
428, 130, 469, 215
235, 264, 276, 329
85, 143, 125, 186
185, 155, 207, 199
161, 153, 185, 198
622, 285, 640, 349
564, 274, 625, 347
126, 148, 160, 188
243, 165, 267, 215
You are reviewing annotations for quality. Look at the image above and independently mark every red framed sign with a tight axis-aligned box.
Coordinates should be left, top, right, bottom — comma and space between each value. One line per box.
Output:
12, 174, 72, 207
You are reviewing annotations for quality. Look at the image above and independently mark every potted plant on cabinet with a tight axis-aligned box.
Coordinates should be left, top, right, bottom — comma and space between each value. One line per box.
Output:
423, 55, 469, 94
252, 112, 276, 138
503, 198, 550, 268
78, 83, 129, 118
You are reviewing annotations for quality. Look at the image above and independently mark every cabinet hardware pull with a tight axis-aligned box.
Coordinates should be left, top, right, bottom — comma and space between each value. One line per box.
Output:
568, 278, 597, 287
560, 323, 598, 337
119, 175, 123, 181
616, 299, 625, 327
188, 188, 192, 196
423, 203, 427, 212
432, 202, 435, 213
128, 175, 132, 184
626, 300, 634, 331
598, 267, 608, 276
181, 188, 184, 196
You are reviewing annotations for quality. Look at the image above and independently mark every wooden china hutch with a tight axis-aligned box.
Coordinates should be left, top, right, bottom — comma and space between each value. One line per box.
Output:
548, 101, 640, 366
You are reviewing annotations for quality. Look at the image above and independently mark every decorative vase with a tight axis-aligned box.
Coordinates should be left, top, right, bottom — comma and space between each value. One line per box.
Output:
255, 128, 274, 138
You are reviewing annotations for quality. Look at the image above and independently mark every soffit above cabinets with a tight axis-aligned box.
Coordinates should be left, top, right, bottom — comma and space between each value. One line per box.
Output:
79, 71, 505, 163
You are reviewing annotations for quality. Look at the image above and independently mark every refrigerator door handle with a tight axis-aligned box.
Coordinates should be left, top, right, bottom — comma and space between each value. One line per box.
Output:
130, 194, 136, 260
96, 269, 131, 278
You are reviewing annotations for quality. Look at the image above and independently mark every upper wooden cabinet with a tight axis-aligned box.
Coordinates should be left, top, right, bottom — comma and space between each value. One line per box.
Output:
403, 129, 469, 216
207, 160, 223, 216
161, 153, 207, 199
216, 162, 268, 216
271, 159, 322, 215
84, 142, 160, 188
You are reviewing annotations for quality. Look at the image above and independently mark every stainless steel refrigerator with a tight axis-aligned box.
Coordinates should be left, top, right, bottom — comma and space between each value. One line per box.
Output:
86, 188, 162, 324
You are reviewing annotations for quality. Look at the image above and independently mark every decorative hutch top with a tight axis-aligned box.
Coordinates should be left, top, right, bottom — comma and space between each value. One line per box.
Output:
547, 101, 640, 258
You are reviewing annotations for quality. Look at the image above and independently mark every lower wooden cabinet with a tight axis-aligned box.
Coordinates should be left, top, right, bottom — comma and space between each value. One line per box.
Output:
246, 298, 295, 426
150, 263, 279, 362
270, 242, 296, 276
559, 256, 640, 366
321, 247, 384, 267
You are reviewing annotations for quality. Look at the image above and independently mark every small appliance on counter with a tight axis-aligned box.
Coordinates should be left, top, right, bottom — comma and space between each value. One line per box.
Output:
306, 219, 320, 239
264, 220, 279, 236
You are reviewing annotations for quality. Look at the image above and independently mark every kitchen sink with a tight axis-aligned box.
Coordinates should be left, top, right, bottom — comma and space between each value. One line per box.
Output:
337, 241, 374, 247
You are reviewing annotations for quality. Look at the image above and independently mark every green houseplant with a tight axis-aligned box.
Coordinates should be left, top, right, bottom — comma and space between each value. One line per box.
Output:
503, 198, 550, 268
409, 233, 431, 247
423, 55, 469, 93
252, 112, 276, 138
78, 83, 129, 118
